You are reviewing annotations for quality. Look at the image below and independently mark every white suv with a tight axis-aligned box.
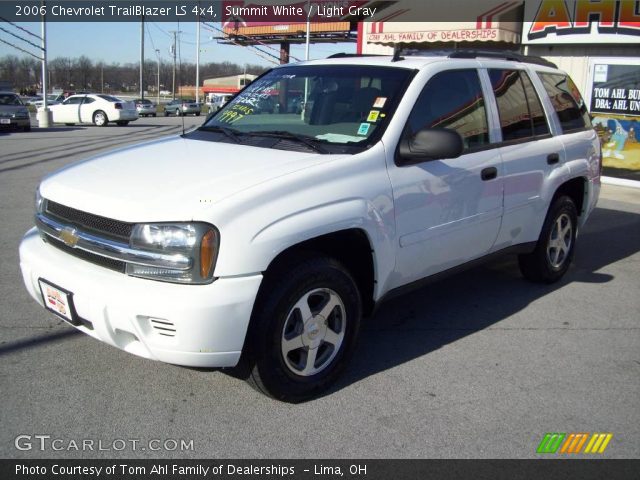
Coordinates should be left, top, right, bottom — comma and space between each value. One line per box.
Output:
19, 52, 601, 401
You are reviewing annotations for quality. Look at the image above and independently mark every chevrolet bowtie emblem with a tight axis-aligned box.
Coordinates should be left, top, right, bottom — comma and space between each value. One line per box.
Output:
60, 227, 79, 247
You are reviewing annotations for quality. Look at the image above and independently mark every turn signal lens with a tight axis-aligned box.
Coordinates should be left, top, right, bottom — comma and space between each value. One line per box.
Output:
200, 229, 216, 279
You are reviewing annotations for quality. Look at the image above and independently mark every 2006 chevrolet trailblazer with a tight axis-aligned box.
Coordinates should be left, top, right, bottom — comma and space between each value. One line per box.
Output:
19, 52, 601, 401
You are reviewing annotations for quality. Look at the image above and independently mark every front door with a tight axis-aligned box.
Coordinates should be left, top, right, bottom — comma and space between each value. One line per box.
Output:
387, 69, 504, 288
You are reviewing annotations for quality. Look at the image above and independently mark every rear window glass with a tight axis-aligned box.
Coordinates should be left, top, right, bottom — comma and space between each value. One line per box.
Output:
538, 73, 591, 133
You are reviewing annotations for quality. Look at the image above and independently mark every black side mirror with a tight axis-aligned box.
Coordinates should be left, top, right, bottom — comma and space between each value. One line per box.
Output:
396, 128, 464, 166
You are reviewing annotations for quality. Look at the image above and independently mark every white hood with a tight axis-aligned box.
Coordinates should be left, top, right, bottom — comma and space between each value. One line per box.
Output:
40, 135, 339, 222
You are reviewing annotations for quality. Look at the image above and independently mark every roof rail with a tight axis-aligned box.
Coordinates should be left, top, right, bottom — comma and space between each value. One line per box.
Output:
327, 53, 386, 59
448, 50, 557, 69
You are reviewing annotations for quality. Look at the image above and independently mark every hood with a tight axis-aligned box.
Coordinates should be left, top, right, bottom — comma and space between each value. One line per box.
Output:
40, 135, 343, 222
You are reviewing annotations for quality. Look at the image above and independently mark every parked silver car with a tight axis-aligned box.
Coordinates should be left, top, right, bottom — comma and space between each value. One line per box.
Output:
0, 92, 31, 131
164, 99, 201, 116
134, 98, 157, 117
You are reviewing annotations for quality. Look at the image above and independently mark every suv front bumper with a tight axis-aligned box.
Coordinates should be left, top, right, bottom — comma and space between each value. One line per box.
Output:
19, 227, 262, 368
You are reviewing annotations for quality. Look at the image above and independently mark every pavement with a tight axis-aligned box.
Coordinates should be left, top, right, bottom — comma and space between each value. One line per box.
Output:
0, 121, 638, 459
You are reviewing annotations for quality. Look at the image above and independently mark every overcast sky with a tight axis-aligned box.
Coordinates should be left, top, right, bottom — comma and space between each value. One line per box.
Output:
0, 21, 355, 67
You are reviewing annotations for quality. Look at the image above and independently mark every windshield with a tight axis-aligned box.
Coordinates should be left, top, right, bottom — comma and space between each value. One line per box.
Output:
202, 65, 412, 150
0, 94, 23, 106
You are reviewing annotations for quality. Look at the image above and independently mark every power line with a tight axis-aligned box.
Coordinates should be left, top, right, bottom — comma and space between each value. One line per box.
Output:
0, 25, 44, 51
0, 17, 42, 41
150, 22, 172, 38
0, 37, 42, 60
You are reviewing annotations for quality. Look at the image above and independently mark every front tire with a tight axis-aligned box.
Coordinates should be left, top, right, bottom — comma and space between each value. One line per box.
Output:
519, 195, 578, 283
247, 255, 361, 402
93, 110, 108, 127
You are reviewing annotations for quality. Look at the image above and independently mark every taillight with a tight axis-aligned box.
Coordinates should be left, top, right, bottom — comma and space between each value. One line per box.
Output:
115, 103, 123, 110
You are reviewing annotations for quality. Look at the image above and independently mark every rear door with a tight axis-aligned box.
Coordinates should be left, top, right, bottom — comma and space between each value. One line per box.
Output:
488, 68, 566, 249
387, 68, 504, 287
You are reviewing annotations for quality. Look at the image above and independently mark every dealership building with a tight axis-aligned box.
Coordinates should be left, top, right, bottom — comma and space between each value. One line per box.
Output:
357, 1, 640, 182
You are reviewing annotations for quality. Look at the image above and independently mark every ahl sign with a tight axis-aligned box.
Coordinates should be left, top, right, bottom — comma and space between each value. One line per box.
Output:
523, 0, 640, 44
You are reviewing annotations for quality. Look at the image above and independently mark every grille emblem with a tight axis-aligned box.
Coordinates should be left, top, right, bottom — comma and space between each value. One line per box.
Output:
60, 227, 79, 247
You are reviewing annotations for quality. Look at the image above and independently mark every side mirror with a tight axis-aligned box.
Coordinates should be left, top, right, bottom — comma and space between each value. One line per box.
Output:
397, 128, 464, 166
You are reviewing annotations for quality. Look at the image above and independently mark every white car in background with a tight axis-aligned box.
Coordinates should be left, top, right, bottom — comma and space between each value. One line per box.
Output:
49, 94, 138, 126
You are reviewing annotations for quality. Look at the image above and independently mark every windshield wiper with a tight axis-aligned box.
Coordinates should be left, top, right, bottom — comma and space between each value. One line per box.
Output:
199, 125, 242, 143
245, 130, 329, 154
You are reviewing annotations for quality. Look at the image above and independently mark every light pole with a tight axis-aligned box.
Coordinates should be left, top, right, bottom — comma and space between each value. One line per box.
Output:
196, 11, 200, 104
156, 49, 161, 105
37, 0, 52, 128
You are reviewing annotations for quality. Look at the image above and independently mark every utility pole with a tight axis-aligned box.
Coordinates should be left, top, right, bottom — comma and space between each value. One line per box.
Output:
156, 50, 161, 105
169, 30, 181, 100
196, 11, 200, 104
140, 16, 144, 99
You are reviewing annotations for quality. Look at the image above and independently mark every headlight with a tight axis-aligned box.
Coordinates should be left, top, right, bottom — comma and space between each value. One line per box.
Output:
127, 222, 219, 284
35, 187, 45, 214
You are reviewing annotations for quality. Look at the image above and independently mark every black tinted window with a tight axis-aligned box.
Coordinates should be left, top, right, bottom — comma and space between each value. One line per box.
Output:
521, 72, 550, 136
490, 69, 542, 142
538, 72, 591, 133
405, 69, 489, 150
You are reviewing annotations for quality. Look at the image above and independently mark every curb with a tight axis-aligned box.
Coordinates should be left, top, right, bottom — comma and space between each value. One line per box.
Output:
601, 176, 640, 189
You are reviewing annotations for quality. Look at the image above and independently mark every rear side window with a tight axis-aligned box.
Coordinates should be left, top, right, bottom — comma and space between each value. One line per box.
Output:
489, 69, 550, 142
405, 69, 489, 150
538, 73, 591, 133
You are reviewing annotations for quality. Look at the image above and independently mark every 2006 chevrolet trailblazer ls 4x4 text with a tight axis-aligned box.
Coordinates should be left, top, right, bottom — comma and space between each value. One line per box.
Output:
20, 51, 600, 401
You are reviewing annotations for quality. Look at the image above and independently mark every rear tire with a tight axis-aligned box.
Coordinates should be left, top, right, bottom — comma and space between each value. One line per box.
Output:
64, 123, 75, 126
23, 125, 31, 132
164, 111, 169, 117
246, 254, 361, 402
519, 195, 578, 283
92, 110, 108, 127
116, 121, 129, 126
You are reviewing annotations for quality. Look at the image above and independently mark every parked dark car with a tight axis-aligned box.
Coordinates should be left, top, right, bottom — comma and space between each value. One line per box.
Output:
0, 92, 31, 131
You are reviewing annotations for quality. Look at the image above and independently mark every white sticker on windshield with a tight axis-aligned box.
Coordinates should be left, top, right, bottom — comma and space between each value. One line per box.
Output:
373, 97, 387, 108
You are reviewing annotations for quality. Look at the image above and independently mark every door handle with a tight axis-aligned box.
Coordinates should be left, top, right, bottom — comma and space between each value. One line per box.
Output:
481, 167, 497, 181
547, 153, 560, 165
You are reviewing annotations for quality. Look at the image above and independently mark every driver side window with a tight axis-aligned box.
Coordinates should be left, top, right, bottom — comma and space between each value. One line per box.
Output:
63, 97, 83, 105
405, 69, 489, 151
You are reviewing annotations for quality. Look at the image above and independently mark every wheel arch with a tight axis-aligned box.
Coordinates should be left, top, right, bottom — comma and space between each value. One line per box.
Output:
261, 229, 376, 317
552, 176, 587, 217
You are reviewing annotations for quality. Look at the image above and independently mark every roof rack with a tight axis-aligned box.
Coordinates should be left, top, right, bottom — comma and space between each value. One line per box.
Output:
448, 50, 557, 68
327, 53, 386, 59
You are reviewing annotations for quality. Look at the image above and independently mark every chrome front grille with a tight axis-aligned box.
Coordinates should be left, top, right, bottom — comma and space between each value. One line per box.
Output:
46, 200, 133, 241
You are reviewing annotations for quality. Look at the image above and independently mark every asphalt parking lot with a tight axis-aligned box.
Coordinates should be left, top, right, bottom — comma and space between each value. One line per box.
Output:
1, 119, 639, 459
